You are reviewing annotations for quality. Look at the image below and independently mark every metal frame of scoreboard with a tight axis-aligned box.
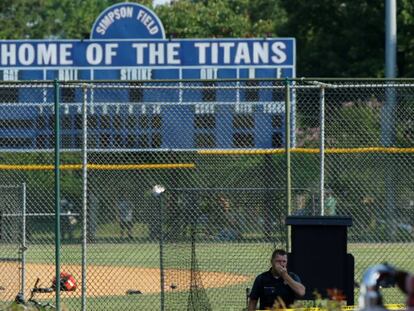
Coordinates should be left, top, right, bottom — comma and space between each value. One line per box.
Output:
0, 2, 295, 151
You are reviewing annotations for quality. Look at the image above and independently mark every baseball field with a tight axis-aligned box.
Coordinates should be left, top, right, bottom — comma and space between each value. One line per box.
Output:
1, 242, 413, 310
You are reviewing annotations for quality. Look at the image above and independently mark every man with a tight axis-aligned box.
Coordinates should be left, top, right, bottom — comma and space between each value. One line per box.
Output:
325, 190, 337, 216
61, 198, 77, 242
248, 249, 305, 310
118, 194, 133, 239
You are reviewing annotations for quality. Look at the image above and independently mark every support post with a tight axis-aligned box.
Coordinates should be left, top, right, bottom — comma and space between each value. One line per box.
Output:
54, 80, 61, 311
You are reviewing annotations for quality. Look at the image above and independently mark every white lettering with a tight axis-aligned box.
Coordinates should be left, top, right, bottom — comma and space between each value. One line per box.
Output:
19, 44, 35, 65
263, 102, 284, 114
105, 43, 118, 65
195, 42, 210, 64
120, 68, 152, 80
132, 43, 180, 65
96, 6, 133, 35
58, 69, 78, 81
195, 103, 215, 114
234, 43, 250, 64
149, 43, 164, 64
37, 44, 57, 65
219, 42, 235, 64
96, 26, 105, 35
200, 68, 218, 79
120, 6, 130, 18
248, 68, 255, 79
1, 44, 16, 65
132, 43, 148, 64
235, 103, 253, 114
276, 68, 282, 78
2, 43, 72, 66
136, 10, 159, 35
153, 104, 161, 114
253, 42, 268, 63
271, 42, 287, 64
86, 43, 103, 65
60, 44, 73, 65
211, 42, 218, 64
167, 43, 180, 64
3, 69, 18, 81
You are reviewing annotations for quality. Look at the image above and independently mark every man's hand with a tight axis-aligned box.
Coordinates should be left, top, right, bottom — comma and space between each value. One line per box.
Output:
274, 263, 287, 276
248, 298, 258, 311
279, 270, 306, 297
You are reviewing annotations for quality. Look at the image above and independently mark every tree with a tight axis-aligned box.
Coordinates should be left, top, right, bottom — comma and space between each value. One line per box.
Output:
155, 0, 278, 38
0, 0, 152, 39
277, 0, 385, 77
397, 0, 414, 77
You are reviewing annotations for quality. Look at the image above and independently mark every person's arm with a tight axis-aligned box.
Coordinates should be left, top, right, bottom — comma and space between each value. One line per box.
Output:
274, 264, 305, 297
280, 271, 306, 297
248, 298, 258, 311
248, 276, 262, 311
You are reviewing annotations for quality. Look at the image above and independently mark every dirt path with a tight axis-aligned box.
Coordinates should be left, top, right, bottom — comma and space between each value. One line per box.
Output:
0, 262, 250, 300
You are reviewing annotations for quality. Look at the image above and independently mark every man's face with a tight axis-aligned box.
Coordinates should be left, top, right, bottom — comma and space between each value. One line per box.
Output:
272, 254, 287, 270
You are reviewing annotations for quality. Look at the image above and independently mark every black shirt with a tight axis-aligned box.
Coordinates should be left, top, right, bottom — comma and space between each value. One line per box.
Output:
249, 269, 302, 309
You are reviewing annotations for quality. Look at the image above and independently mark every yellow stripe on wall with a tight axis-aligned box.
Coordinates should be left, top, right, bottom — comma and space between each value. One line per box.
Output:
0, 163, 195, 171
198, 147, 414, 155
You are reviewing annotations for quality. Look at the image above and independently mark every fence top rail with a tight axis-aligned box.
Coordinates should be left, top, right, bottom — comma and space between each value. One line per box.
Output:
1, 79, 414, 90
168, 187, 313, 193
0, 185, 23, 189
2, 213, 80, 217
1, 77, 414, 85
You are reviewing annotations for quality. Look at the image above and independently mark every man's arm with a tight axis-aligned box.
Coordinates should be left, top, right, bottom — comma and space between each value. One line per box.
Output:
248, 275, 262, 311
248, 298, 258, 311
281, 271, 306, 297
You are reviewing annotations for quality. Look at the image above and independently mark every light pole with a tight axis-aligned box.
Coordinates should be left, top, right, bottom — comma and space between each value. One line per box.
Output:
152, 185, 166, 311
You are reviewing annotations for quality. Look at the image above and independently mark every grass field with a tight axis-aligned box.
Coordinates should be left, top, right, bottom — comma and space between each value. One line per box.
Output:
1, 242, 413, 310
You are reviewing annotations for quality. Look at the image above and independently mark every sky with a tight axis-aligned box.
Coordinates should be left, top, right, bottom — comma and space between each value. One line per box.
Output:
153, 0, 171, 6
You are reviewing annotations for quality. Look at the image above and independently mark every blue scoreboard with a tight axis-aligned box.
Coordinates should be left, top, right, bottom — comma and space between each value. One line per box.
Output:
0, 2, 295, 150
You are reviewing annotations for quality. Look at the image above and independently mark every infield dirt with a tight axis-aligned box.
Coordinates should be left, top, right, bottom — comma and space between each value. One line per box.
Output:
0, 262, 250, 299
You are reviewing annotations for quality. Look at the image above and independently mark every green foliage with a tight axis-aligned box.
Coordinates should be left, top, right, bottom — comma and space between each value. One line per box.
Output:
397, 0, 414, 76
277, 0, 385, 77
0, 0, 152, 39
155, 0, 277, 38
327, 104, 381, 147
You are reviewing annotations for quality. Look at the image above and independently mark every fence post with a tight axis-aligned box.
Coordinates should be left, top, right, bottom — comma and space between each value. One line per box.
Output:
81, 83, 89, 311
54, 79, 61, 311
319, 86, 326, 216
284, 79, 291, 251
152, 185, 166, 311
20, 182, 27, 301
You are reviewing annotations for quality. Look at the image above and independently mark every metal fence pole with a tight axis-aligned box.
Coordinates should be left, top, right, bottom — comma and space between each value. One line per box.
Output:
54, 79, 61, 311
152, 185, 166, 311
285, 79, 291, 251
20, 182, 27, 300
319, 86, 326, 215
81, 84, 88, 311
384, 0, 397, 223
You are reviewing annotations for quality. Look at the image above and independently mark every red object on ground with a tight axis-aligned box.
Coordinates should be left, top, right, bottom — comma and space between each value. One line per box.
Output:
52, 272, 77, 291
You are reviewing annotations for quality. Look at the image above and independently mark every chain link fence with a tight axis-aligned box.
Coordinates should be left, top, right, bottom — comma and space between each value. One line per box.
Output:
0, 79, 412, 310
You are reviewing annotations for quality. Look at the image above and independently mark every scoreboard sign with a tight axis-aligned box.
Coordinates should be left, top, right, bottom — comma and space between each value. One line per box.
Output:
0, 39, 294, 69
0, 2, 295, 150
